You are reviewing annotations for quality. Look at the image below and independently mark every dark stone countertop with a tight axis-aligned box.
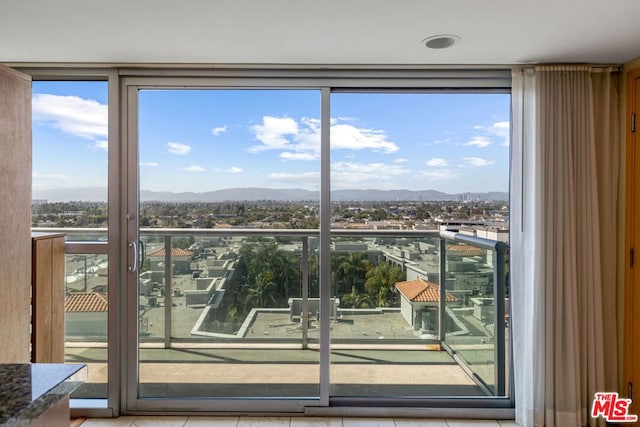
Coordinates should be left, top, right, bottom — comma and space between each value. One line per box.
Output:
0, 363, 86, 426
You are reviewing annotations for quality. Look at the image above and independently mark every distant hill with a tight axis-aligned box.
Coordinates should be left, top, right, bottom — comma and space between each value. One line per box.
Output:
140, 188, 508, 202
333, 189, 452, 201
34, 186, 509, 203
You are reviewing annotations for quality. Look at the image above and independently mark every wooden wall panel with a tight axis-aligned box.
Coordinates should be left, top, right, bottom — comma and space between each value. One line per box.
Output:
51, 235, 66, 360
0, 64, 32, 363
32, 233, 66, 362
32, 237, 53, 361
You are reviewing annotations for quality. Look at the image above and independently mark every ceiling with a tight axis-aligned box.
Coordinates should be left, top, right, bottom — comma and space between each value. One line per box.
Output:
1, 0, 640, 66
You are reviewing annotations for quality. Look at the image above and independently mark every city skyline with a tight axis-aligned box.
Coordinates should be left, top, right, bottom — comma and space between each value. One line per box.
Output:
32, 82, 510, 199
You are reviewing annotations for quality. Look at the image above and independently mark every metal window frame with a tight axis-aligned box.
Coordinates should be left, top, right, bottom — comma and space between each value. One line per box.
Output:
24, 68, 121, 418
24, 65, 513, 418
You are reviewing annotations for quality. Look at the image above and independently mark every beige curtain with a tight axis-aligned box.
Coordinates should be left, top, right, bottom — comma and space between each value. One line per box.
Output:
511, 65, 620, 427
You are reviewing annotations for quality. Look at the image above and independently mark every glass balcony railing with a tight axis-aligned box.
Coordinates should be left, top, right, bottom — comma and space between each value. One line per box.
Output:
439, 232, 508, 396
35, 227, 508, 398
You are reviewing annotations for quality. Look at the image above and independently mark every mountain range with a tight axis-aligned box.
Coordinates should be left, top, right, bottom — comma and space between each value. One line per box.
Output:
33, 186, 508, 203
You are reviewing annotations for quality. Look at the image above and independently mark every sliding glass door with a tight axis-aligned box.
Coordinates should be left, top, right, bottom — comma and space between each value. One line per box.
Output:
121, 74, 512, 413
328, 92, 510, 399
126, 87, 323, 411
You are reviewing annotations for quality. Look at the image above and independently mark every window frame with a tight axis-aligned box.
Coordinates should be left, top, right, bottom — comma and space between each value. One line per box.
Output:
26, 66, 513, 418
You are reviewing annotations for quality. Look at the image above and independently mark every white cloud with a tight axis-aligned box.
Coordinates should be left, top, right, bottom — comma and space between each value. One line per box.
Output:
491, 121, 510, 132
472, 121, 510, 147
301, 117, 321, 128
141, 162, 159, 167
248, 116, 399, 157
426, 157, 448, 167
185, 165, 205, 172
419, 169, 460, 181
464, 136, 491, 148
331, 161, 409, 189
225, 167, 243, 173
330, 124, 398, 153
249, 116, 298, 152
212, 125, 228, 136
167, 142, 192, 155
32, 94, 108, 140
92, 140, 108, 151
280, 152, 318, 161
394, 158, 408, 164
464, 157, 494, 167
490, 121, 511, 146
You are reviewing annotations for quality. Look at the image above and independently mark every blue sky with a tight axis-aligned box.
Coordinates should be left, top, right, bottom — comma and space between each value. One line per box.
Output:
32, 82, 510, 196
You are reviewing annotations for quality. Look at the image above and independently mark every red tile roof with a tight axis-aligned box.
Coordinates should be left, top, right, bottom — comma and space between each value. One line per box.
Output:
148, 247, 193, 257
395, 278, 458, 303
65, 292, 108, 312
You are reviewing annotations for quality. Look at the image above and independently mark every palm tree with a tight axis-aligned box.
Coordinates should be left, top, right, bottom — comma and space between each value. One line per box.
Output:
331, 252, 371, 294
330, 254, 347, 298
308, 252, 320, 298
239, 241, 300, 309
338, 252, 371, 295
364, 262, 405, 307
341, 285, 374, 309
243, 271, 280, 309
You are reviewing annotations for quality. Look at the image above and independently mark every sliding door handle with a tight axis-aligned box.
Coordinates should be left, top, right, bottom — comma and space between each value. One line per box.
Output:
128, 240, 138, 273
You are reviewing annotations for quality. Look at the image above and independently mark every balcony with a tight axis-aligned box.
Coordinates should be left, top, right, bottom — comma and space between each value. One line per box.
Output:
37, 227, 508, 402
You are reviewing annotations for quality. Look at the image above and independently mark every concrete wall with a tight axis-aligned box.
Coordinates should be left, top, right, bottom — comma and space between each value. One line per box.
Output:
66, 312, 108, 339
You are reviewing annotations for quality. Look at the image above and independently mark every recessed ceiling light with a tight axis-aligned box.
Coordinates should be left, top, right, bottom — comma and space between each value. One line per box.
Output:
423, 34, 461, 50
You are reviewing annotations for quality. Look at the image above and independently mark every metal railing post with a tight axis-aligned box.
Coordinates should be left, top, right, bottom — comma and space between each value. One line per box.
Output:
438, 237, 446, 344
164, 235, 173, 349
494, 241, 506, 396
301, 236, 309, 349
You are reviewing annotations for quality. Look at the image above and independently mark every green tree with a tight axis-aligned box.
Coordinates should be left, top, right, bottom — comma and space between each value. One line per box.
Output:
243, 272, 280, 309
173, 236, 195, 249
341, 286, 374, 308
364, 262, 405, 307
337, 252, 370, 295
239, 241, 300, 309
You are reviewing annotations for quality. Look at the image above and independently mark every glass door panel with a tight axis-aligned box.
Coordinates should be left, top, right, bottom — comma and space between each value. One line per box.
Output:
328, 92, 510, 398
32, 80, 110, 400
134, 89, 321, 402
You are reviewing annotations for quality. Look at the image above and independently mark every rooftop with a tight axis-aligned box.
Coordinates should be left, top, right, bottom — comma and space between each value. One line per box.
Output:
447, 245, 486, 257
148, 247, 193, 257
65, 292, 108, 312
395, 279, 458, 303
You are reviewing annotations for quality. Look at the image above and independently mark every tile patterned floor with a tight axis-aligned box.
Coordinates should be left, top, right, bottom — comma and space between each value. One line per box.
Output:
78, 417, 522, 427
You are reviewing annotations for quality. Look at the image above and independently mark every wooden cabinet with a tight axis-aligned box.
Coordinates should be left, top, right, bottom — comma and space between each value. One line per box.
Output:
0, 65, 32, 363
31, 232, 66, 363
